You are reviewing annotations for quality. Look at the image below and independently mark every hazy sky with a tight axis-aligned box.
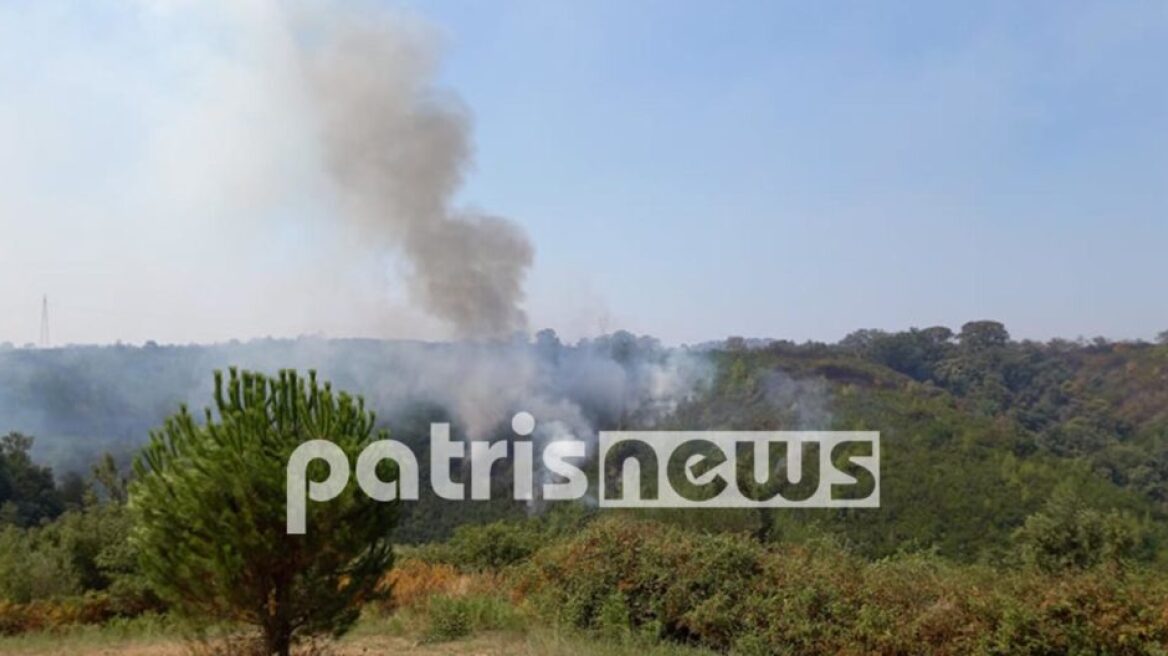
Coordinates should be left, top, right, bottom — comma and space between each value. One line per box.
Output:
1, 1, 1165, 346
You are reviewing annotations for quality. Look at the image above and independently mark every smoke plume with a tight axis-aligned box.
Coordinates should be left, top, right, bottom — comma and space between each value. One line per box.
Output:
298, 12, 533, 337
0, 1, 533, 344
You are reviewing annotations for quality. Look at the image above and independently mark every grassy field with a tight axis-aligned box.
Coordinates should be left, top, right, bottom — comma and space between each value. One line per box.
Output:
0, 615, 713, 656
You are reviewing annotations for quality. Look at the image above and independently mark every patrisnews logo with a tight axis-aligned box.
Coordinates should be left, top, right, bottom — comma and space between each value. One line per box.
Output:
287, 421, 879, 534
599, 431, 879, 509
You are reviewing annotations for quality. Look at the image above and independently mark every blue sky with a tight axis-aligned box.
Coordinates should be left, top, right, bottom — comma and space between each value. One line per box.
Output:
0, 1, 1165, 345
411, 1, 1167, 342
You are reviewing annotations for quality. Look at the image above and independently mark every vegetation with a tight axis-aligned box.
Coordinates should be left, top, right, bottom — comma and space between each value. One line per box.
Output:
661, 322, 1168, 564
0, 433, 64, 527
2, 324, 1168, 653
129, 369, 398, 655
519, 516, 1168, 654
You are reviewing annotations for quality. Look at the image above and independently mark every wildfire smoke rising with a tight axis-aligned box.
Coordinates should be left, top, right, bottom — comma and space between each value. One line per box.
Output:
0, 3, 726, 476
299, 8, 533, 338
1, 0, 532, 343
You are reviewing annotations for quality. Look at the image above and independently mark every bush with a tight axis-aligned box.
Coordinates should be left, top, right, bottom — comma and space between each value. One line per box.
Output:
520, 517, 1168, 655
422, 593, 523, 643
0, 503, 148, 607
1014, 484, 1141, 572
417, 520, 544, 571
423, 596, 472, 642
382, 559, 462, 612
0, 525, 80, 602
0, 594, 119, 636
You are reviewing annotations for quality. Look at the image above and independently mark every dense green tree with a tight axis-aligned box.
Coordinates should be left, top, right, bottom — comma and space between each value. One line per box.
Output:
958, 320, 1010, 350
868, 327, 954, 381
130, 369, 397, 655
1014, 484, 1139, 572
0, 488, 138, 604
0, 432, 63, 527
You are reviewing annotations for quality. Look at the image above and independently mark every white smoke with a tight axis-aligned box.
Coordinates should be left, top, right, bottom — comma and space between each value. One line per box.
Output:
314, 331, 714, 442
763, 371, 832, 430
0, 332, 717, 474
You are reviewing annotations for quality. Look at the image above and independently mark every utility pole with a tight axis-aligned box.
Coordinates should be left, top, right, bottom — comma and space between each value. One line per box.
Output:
39, 294, 49, 348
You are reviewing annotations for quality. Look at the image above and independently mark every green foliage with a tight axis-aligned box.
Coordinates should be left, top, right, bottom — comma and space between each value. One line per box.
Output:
421, 520, 544, 571
841, 325, 954, 381
665, 340, 1164, 563
0, 501, 144, 607
423, 595, 471, 642
0, 451, 158, 630
1014, 484, 1141, 572
411, 505, 594, 570
0, 433, 63, 527
959, 320, 1011, 350
0, 523, 81, 602
129, 369, 397, 656
421, 593, 523, 643
521, 517, 1168, 655
594, 592, 628, 638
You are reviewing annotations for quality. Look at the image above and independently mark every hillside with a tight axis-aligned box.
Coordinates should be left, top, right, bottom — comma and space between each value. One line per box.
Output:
2, 322, 1166, 560
3, 321, 1168, 653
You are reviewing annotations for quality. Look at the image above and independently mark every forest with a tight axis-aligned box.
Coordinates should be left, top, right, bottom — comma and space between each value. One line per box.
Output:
1, 321, 1167, 654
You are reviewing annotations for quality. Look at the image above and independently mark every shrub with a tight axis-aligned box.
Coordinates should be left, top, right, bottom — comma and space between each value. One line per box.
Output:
421, 593, 523, 643
0, 524, 80, 602
520, 516, 1168, 655
418, 520, 544, 571
1014, 485, 1140, 572
0, 594, 119, 636
423, 595, 472, 642
382, 559, 461, 612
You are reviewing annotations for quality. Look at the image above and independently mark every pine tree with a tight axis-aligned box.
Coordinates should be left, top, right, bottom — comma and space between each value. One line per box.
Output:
130, 369, 396, 655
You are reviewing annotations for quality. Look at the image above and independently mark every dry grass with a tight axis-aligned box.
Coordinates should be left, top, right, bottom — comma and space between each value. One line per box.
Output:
381, 558, 512, 613
0, 558, 708, 656
0, 631, 711, 656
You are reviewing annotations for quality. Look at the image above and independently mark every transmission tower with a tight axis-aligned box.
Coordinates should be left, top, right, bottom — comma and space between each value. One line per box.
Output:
39, 294, 49, 348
